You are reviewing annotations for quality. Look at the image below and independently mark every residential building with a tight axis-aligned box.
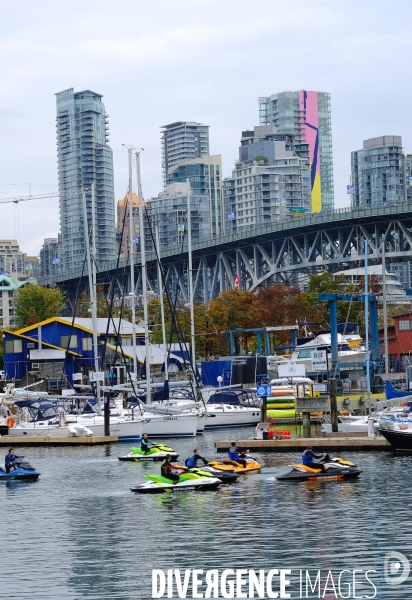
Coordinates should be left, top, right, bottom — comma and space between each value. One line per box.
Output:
258, 90, 334, 212
333, 265, 408, 298
167, 155, 223, 235
145, 183, 210, 252
0, 239, 39, 279
55, 88, 116, 271
161, 121, 209, 187
351, 136, 405, 207
223, 125, 311, 229
115, 193, 143, 257
39, 237, 61, 277
0, 274, 34, 328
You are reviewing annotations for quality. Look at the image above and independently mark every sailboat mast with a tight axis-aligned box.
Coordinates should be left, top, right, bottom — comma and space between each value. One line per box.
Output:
382, 237, 389, 378
83, 187, 101, 414
186, 178, 196, 368
136, 151, 152, 404
128, 148, 137, 382
156, 226, 168, 382
365, 239, 371, 414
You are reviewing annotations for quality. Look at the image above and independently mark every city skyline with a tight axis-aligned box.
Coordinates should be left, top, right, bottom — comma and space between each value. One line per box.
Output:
1, 1, 412, 256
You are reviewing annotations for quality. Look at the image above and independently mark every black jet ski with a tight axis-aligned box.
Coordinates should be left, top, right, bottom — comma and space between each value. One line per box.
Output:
178, 464, 239, 483
0, 459, 40, 481
277, 455, 362, 481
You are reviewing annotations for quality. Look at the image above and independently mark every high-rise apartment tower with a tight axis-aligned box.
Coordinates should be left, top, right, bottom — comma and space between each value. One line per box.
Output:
161, 121, 209, 188
55, 88, 116, 270
258, 90, 334, 212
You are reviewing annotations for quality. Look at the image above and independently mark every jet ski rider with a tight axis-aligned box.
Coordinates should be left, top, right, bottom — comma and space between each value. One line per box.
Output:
141, 433, 155, 454
185, 449, 208, 468
228, 442, 249, 468
5, 448, 24, 473
161, 454, 186, 485
302, 446, 327, 472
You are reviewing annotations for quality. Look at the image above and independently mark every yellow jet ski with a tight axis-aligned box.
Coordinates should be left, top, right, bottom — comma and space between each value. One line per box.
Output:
208, 456, 261, 474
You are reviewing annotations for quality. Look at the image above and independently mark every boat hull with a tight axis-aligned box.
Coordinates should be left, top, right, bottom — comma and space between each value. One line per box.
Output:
205, 408, 261, 429
378, 428, 412, 451
143, 413, 198, 438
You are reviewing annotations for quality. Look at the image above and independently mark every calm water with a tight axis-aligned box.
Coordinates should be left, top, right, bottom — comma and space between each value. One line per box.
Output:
1, 427, 411, 599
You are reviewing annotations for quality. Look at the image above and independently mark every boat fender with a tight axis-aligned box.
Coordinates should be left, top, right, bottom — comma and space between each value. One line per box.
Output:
6, 417, 15, 428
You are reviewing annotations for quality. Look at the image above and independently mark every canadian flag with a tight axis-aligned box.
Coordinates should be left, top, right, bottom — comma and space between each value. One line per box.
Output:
234, 273, 240, 290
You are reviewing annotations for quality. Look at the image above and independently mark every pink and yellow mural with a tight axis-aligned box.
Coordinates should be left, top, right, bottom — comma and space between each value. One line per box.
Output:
299, 91, 322, 213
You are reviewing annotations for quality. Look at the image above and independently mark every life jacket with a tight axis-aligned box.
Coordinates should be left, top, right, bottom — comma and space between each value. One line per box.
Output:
228, 448, 239, 461
302, 450, 313, 466
187, 455, 197, 468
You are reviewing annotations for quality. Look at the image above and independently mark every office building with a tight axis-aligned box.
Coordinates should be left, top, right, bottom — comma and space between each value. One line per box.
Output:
115, 193, 143, 257
161, 121, 209, 187
258, 90, 334, 212
39, 237, 61, 277
167, 155, 223, 235
55, 88, 116, 271
223, 125, 311, 229
145, 183, 210, 252
351, 136, 405, 207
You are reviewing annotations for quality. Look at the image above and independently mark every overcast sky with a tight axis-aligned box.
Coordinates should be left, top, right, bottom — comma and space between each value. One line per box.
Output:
1, 0, 411, 257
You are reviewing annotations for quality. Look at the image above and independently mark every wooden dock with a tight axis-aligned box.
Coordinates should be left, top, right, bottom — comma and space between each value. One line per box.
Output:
0, 435, 118, 446
215, 436, 391, 452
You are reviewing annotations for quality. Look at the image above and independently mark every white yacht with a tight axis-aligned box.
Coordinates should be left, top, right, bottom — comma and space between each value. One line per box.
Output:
268, 332, 366, 376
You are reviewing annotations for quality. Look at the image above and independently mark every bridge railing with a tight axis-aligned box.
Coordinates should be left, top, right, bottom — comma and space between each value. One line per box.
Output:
39, 198, 412, 285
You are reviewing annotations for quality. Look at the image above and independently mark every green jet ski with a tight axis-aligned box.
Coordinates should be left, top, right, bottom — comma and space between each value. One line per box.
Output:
131, 470, 222, 494
118, 443, 178, 461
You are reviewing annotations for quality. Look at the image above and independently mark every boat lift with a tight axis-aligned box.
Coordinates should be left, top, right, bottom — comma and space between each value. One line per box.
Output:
221, 326, 299, 356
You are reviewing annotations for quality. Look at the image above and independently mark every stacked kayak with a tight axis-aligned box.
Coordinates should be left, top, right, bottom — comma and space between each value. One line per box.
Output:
118, 443, 178, 461
266, 386, 296, 419
131, 471, 222, 493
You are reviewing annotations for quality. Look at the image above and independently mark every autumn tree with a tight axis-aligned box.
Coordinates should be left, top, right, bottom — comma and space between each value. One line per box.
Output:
14, 285, 66, 328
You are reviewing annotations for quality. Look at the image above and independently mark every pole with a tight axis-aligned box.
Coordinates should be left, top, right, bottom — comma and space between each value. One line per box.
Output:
186, 179, 196, 368
91, 181, 101, 414
365, 239, 371, 414
82, 190, 100, 415
104, 391, 110, 437
128, 148, 137, 383
156, 226, 168, 382
136, 151, 151, 404
261, 395, 267, 423
382, 236, 389, 378
329, 378, 338, 433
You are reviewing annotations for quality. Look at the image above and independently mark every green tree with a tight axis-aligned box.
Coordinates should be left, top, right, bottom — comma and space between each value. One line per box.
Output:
14, 285, 66, 328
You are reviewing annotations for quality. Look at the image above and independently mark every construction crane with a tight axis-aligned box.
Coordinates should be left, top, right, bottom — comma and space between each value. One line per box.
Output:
0, 188, 90, 204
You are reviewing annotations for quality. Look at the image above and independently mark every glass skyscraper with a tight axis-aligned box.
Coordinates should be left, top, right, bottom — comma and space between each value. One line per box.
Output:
166, 155, 223, 235
160, 121, 209, 188
55, 88, 116, 270
351, 136, 405, 207
258, 90, 334, 212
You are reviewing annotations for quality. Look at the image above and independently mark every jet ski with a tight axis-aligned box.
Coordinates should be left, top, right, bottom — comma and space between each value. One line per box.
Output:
208, 455, 261, 474
0, 459, 40, 481
176, 464, 239, 483
131, 471, 222, 494
276, 455, 362, 481
118, 443, 179, 461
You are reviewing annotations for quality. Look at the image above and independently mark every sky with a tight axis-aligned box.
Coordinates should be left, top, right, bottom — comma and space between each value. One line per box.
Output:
1, 0, 411, 257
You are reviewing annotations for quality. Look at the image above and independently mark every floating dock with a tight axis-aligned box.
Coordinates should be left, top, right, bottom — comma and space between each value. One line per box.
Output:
0, 435, 118, 446
215, 436, 391, 452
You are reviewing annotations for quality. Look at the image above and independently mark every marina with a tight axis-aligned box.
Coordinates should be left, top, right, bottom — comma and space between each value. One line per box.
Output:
0, 425, 410, 598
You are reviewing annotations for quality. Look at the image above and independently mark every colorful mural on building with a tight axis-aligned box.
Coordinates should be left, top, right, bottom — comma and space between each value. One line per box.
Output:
299, 90, 322, 213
